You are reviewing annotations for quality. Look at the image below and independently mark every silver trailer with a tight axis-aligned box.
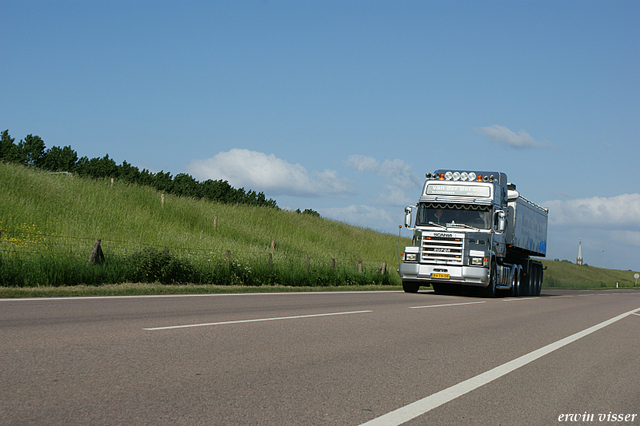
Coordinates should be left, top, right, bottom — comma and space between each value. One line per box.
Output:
398, 169, 548, 297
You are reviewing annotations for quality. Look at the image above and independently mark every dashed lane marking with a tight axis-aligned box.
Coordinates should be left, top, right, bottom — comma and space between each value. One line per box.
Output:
143, 310, 373, 331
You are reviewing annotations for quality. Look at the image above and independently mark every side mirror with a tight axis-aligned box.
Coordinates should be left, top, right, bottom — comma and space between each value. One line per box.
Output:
404, 206, 415, 228
496, 210, 507, 234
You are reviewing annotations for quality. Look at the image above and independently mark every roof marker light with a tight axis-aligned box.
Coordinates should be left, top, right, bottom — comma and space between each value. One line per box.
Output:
460, 172, 468, 181
452, 171, 461, 181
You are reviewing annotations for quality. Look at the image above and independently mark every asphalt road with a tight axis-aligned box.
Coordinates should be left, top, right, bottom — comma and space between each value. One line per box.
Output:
1, 289, 639, 426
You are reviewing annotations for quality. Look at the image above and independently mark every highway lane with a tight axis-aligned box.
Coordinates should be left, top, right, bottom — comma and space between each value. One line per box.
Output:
1, 289, 639, 425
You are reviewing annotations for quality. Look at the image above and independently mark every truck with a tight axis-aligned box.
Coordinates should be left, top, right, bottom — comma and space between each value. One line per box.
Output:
398, 169, 548, 297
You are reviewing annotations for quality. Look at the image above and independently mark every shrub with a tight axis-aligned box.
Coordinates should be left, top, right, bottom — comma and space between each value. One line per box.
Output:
128, 248, 195, 284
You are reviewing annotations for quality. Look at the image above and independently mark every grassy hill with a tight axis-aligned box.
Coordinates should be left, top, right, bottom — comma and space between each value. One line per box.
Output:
0, 162, 407, 291
541, 259, 638, 289
1, 162, 637, 296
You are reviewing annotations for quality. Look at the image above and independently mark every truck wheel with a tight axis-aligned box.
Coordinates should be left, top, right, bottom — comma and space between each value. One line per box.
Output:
522, 266, 532, 296
533, 265, 542, 296
402, 282, 419, 293
482, 263, 497, 298
510, 266, 520, 297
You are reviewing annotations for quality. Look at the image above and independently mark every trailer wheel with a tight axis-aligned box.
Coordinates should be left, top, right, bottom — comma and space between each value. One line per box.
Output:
510, 266, 520, 297
482, 262, 497, 298
522, 265, 532, 296
402, 282, 419, 293
533, 264, 542, 296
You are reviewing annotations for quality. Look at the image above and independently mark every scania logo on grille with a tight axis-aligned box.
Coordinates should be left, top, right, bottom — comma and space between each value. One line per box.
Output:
433, 233, 453, 238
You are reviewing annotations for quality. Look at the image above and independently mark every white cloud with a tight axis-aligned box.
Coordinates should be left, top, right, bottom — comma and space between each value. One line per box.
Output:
544, 193, 640, 229
320, 204, 398, 228
475, 125, 553, 149
187, 149, 354, 197
345, 154, 379, 173
346, 155, 421, 188
376, 185, 415, 206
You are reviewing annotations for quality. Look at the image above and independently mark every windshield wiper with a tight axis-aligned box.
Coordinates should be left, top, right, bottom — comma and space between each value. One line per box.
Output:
428, 221, 447, 230
447, 222, 480, 231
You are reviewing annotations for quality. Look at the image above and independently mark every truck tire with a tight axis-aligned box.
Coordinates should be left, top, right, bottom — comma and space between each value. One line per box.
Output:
522, 264, 532, 296
482, 263, 497, 298
402, 282, 419, 293
533, 264, 542, 296
510, 266, 520, 297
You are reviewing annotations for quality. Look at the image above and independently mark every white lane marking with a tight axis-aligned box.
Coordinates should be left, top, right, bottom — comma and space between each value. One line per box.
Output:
632, 313, 640, 317
359, 306, 640, 426
144, 310, 373, 331
0, 291, 400, 302
501, 297, 540, 302
410, 301, 486, 309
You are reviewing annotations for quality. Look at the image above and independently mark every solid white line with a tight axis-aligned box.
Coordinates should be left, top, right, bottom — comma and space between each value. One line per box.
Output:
359, 306, 640, 426
632, 313, 640, 317
0, 291, 401, 302
144, 310, 373, 331
501, 297, 539, 302
410, 301, 486, 309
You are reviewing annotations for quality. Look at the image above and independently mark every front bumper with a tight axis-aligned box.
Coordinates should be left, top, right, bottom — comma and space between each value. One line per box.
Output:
398, 263, 490, 287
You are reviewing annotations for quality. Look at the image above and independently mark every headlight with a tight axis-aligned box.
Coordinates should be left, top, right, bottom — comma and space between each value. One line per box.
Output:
471, 257, 484, 266
405, 253, 418, 262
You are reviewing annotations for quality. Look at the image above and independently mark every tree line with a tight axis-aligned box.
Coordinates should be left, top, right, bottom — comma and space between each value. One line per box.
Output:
0, 130, 278, 208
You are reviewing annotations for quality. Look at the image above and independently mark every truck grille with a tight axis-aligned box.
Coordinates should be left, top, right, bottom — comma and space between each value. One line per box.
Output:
422, 236, 463, 265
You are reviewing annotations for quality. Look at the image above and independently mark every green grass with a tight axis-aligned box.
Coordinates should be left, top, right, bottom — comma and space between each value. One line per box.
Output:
1, 162, 638, 297
541, 259, 639, 290
0, 162, 407, 292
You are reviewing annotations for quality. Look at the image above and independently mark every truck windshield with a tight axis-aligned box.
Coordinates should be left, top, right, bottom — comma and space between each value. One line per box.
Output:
416, 203, 492, 230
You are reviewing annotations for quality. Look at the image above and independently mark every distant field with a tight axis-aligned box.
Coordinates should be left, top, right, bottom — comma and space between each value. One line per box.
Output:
1, 162, 637, 297
541, 259, 639, 290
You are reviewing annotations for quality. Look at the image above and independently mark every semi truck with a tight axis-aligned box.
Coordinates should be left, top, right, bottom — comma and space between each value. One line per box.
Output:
398, 169, 548, 297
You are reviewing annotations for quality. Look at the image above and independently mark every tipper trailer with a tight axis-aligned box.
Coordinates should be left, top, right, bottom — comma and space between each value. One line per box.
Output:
398, 169, 548, 297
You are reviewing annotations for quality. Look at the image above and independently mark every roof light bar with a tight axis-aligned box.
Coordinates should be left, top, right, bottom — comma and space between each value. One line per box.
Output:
425, 170, 497, 183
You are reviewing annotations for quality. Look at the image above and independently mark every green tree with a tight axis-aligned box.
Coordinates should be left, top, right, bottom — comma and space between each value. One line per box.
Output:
172, 173, 199, 197
42, 145, 78, 172
116, 160, 141, 183
76, 154, 118, 178
0, 130, 16, 161
152, 171, 173, 192
20, 134, 47, 167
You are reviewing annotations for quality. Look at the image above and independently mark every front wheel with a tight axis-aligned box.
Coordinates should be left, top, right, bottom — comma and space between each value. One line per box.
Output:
482, 263, 497, 298
402, 281, 419, 293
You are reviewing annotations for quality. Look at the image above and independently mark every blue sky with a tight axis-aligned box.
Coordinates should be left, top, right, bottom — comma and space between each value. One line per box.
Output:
3, 1, 639, 271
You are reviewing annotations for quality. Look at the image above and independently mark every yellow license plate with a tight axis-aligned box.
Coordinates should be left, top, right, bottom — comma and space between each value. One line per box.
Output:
431, 273, 450, 279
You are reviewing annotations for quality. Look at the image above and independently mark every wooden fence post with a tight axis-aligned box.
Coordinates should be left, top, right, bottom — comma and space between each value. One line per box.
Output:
268, 252, 273, 265
271, 239, 276, 252
88, 239, 105, 265
332, 258, 336, 271
358, 260, 363, 274
381, 261, 387, 274
214, 216, 217, 229
306, 257, 311, 273
225, 250, 231, 262
161, 193, 165, 208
